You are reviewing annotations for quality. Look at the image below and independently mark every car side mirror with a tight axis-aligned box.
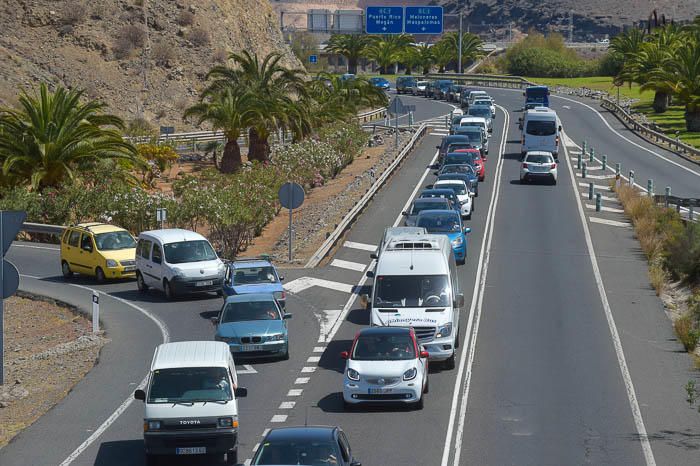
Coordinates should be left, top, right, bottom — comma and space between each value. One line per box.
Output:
366, 270, 374, 278
216, 250, 223, 257
558, 125, 562, 132
454, 293, 465, 308
134, 389, 146, 401
401, 211, 408, 216
436, 145, 441, 149
283, 313, 293, 319
82, 244, 92, 252
211, 316, 219, 325
370, 253, 378, 259
425, 184, 433, 189
464, 227, 472, 234
420, 350, 430, 359
340, 351, 349, 360
278, 275, 284, 281
234, 387, 248, 398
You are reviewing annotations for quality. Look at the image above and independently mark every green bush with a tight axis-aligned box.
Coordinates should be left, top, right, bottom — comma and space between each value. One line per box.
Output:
502, 31, 598, 78
665, 221, 700, 284
598, 51, 624, 77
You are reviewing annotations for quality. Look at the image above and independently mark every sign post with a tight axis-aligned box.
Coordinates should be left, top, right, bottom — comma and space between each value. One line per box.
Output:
0, 211, 26, 385
278, 183, 305, 261
92, 292, 100, 334
365, 6, 404, 34
308, 55, 318, 64
156, 208, 167, 229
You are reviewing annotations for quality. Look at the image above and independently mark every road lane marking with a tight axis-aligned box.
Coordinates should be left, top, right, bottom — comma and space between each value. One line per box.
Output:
12, 243, 59, 251
315, 309, 342, 343
301, 366, 316, 373
447, 103, 509, 466
585, 204, 625, 213
561, 132, 657, 466
306, 356, 321, 363
579, 192, 617, 202
279, 401, 296, 409
270, 415, 287, 423
287, 389, 303, 396
343, 241, 376, 251
283, 277, 353, 294
578, 182, 611, 190
583, 173, 615, 180
330, 258, 367, 272
590, 217, 632, 228
313, 346, 325, 353
238, 364, 258, 374
294, 377, 310, 384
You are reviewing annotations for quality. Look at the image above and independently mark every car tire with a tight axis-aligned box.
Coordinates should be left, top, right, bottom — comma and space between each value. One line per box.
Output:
520, 177, 527, 184
414, 395, 424, 410
216, 289, 224, 297
163, 279, 176, 300
444, 353, 456, 370
282, 346, 290, 360
95, 267, 106, 283
457, 257, 466, 266
61, 261, 73, 279
424, 376, 430, 394
466, 212, 472, 220
226, 449, 238, 465
455, 329, 460, 348
136, 272, 148, 292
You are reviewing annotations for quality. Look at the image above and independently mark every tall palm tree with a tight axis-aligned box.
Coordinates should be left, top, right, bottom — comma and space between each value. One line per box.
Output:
610, 27, 647, 61
326, 34, 371, 74
204, 51, 308, 162
647, 39, 700, 131
0, 84, 137, 190
366, 34, 413, 75
416, 43, 434, 74
305, 73, 388, 125
398, 45, 422, 75
431, 41, 453, 74
440, 32, 484, 73
184, 88, 261, 173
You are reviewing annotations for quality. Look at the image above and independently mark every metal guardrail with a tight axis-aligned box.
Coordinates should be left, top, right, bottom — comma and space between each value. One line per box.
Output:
600, 98, 700, 162
652, 194, 699, 222
426, 73, 535, 90
21, 222, 65, 235
305, 123, 428, 268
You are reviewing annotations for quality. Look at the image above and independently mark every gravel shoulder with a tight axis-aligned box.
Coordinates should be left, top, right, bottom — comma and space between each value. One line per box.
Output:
0, 293, 107, 448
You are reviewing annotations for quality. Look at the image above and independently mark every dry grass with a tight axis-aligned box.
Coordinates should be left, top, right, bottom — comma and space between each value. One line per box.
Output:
674, 315, 699, 352
177, 11, 195, 26
187, 27, 210, 47
616, 185, 665, 260
152, 41, 176, 67
649, 261, 667, 296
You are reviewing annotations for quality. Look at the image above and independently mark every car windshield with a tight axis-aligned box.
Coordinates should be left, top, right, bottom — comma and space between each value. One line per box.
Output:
454, 131, 481, 142
474, 100, 491, 106
254, 439, 339, 465
410, 200, 448, 215
221, 300, 280, 322
163, 240, 216, 264
447, 143, 473, 152
421, 192, 455, 203
468, 108, 491, 118
232, 266, 278, 284
526, 120, 556, 136
94, 231, 136, 251
441, 164, 475, 175
526, 153, 554, 164
352, 333, 416, 360
417, 213, 461, 233
374, 274, 450, 307
437, 183, 467, 195
148, 367, 232, 403
445, 153, 476, 166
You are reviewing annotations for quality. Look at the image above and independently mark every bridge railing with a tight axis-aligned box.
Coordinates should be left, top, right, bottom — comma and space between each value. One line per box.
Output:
426, 73, 535, 89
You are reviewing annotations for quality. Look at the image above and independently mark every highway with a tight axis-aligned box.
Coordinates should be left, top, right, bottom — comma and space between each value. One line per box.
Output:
1, 88, 699, 466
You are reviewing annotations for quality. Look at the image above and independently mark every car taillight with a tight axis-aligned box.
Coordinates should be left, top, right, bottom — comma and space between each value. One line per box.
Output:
522, 163, 528, 169
551, 163, 557, 169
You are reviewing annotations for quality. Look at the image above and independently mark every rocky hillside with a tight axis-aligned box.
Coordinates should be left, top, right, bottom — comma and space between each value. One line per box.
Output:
0, 0, 299, 129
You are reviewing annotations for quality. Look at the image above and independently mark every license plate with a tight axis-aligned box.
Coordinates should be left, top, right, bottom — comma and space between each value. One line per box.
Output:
369, 388, 392, 394
241, 345, 263, 352
195, 280, 213, 287
123, 266, 136, 272
176, 447, 206, 455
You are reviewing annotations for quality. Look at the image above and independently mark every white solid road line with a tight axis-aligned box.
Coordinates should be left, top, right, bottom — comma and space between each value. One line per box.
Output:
585, 203, 625, 213
330, 258, 367, 272
590, 217, 632, 228
445, 104, 509, 466
343, 240, 376, 252
283, 276, 354, 294
561, 133, 657, 465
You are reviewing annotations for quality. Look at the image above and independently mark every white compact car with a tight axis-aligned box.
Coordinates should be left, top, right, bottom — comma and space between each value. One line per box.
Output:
472, 98, 496, 118
520, 151, 558, 184
433, 179, 473, 219
342, 327, 428, 409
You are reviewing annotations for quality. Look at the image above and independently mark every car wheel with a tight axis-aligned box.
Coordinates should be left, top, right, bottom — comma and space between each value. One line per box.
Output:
444, 353, 456, 370
95, 267, 106, 283
424, 375, 430, 393
136, 272, 148, 292
457, 257, 466, 266
466, 212, 472, 220
414, 395, 424, 410
520, 177, 527, 184
226, 449, 238, 465
163, 279, 176, 300
282, 346, 290, 360
61, 261, 73, 279
455, 329, 460, 348
216, 289, 224, 297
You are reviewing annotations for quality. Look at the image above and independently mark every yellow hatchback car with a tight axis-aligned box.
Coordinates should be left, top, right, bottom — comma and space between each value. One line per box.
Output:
60, 223, 137, 282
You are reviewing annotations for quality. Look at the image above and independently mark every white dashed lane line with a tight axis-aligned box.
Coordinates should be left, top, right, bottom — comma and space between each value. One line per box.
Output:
585, 204, 625, 214
294, 377, 310, 384
590, 217, 632, 228
330, 258, 367, 272
270, 415, 288, 423
342, 240, 377, 252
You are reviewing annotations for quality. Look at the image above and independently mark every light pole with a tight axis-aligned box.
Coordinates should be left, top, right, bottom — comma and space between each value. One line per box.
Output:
458, 12, 463, 73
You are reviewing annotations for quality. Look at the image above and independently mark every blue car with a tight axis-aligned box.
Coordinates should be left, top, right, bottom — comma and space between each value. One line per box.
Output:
418, 189, 461, 215
214, 293, 292, 360
369, 77, 390, 90
222, 257, 286, 308
436, 164, 479, 196
415, 210, 471, 265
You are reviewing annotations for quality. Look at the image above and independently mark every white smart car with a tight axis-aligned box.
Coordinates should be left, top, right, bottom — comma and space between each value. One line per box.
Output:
520, 151, 558, 184
433, 179, 474, 219
342, 327, 428, 409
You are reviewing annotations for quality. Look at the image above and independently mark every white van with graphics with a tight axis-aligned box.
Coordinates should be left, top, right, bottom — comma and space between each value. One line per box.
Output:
134, 341, 248, 465
367, 234, 464, 369
135, 229, 225, 300
520, 107, 562, 157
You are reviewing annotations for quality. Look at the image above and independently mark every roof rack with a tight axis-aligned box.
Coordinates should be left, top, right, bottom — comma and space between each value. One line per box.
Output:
231, 255, 272, 263
72, 222, 111, 232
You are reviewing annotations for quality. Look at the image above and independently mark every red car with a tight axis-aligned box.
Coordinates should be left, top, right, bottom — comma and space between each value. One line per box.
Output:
454, 148, 486, 181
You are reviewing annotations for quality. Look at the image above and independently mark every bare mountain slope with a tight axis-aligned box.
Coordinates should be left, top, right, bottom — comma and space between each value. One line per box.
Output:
0, 0, 299, 127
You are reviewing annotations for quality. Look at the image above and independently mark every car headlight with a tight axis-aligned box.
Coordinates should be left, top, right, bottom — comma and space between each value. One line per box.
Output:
106, 259, 118, 268
347, 368, 360, 381
451, 236, 463, 247
268, 333, 285, 342
403, 368, 418, 381
273, 291, 286, 300
216, 335, 235, 343
436, 323, 453, 338
218, 416, 238, 428
172, 267, 185, 278
145, 420, 161, 431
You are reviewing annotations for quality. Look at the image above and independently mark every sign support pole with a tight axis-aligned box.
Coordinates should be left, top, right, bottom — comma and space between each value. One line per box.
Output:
458, 13, 463, 73
288, 184, 293, 261
0, 213, 4, 385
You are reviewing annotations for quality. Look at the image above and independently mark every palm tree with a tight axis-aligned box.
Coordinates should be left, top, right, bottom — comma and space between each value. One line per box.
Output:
305, 73, 388, 125
647, 39, 700, 131
416, 44, 434, 74
399, 45, 422, 75
366, 34, 413, 75
326, 34, 371, 74
184, 88, 262, 173
204, 51, 308, 162
0, 84, 137, 190
431, 42, 453, 74
440, 32, 484, 72
610, 27, 647, 61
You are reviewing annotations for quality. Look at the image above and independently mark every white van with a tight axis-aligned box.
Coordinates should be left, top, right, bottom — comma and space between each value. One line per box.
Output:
134, 341, 248, 465
136, 229, 225, 300
467, 90, 488, 107
520, 107, 562, 157
367, 234, 464, 369
459, 116, 489, 138
371, 226, 427, 260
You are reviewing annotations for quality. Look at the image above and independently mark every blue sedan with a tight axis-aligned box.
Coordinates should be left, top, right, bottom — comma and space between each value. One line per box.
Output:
369, 77, 391, 90
418, 188, 461, 215
214, 293, 292, 360
436, 164, 479, 196
222, 257, 285, 308
415, 210, 471, 265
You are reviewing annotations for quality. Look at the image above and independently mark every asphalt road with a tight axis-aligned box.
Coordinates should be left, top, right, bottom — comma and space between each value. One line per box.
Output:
1, 88, 699, 466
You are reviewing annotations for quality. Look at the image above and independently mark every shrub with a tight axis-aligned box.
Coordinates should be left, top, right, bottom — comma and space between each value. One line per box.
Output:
212, 48, 229, 64
666, 222, 700, 284
598, 51, 624, 77
187, 27, 210, 47
60, 1, 87, 26
177, 11, 195, 26
125, 117, 157, 139
649, 261, 667, 296
113, 25, 146, 59
152, 41, 176, 67
675, 314, 699, 352
136, 144, 179, 186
